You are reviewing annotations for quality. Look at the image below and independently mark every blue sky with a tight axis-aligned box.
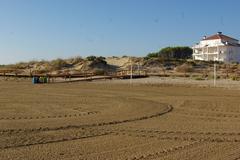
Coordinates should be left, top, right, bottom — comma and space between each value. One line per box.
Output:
0, 0, 240, 64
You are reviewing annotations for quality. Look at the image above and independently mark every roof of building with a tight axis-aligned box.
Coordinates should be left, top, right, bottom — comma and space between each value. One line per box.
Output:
203, 32, 239, 42
226, 42, 240, 47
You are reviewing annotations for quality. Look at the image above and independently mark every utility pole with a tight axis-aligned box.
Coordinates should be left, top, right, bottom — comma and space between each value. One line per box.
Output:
138, 62, 140, 75
213, 60, 217, 87
130, 57, 133, 85
214, 63, 216, 87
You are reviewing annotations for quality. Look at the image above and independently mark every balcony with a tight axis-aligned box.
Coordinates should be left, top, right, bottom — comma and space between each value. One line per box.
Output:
193, 51, 225, 55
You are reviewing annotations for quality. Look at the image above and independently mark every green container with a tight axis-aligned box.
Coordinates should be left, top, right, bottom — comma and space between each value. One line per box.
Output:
43, 77, 48, 83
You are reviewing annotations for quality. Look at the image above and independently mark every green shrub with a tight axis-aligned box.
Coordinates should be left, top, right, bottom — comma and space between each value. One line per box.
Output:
231, 76, 240, 81
194, 77, 205, 80
94, 69, 105, 75
86, 56, 97, 61
98, 56, 106, 61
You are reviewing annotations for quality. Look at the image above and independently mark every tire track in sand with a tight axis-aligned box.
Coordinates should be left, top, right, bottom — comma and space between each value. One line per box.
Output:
0, 105, 173, 150
0, 111, 100, 121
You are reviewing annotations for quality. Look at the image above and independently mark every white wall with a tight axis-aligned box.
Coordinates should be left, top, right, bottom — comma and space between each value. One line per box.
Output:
200, 39, 222, 46
226, 46, 240, 63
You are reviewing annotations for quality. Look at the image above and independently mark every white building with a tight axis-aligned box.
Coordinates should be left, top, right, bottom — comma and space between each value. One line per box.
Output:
192, 32, 240, 63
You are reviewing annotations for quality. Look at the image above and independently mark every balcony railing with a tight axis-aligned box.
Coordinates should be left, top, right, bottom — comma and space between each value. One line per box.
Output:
193, 51, 225, 55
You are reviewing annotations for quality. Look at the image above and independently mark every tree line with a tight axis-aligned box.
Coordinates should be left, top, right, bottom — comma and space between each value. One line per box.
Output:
146, 46, 193, 60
